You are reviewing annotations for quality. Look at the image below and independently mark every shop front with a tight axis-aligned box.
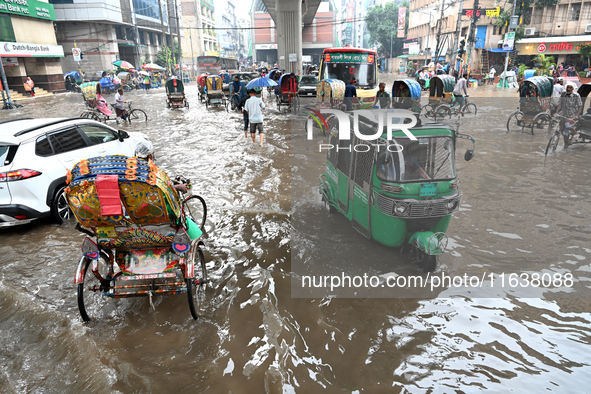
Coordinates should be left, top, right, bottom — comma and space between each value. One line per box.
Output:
516, 35, 591, 70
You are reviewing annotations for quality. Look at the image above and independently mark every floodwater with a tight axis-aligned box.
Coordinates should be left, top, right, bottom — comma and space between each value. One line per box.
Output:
1, 79, 591, 393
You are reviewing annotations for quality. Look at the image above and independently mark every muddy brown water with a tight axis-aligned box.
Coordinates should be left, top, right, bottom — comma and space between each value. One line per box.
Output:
1, 80, 590, 393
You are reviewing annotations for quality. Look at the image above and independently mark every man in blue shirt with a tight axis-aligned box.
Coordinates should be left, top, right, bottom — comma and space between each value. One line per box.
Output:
232, 76, 242, 106
344, 78, 357, 111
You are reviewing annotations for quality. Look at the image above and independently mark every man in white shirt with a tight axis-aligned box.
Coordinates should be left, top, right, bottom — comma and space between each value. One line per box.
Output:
113, 88, 128, 121
550, 77, 564, 115
244, 89, 266, 146
489, 67, 496, 85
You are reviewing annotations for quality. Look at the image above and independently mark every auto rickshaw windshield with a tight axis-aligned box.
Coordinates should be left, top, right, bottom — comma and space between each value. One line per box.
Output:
376, 137, 456, 182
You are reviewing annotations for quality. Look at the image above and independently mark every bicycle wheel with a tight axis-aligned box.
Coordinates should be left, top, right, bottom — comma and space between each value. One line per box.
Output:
184, 195, 207, 230
545, 132, 560, 155
128, 109, 148, 123
506, 110, 524, 132
77, 257, 111, 322
531, 113, 552, 135
462, 103, 478, 116
421, 104, 434, 118
186, 247, 207, 320
434, 105, 452, 121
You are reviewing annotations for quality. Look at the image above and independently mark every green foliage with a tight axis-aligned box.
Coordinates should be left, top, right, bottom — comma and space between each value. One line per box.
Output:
533, 54, 554, 75
155, 40, 182, 69
518, 64, 527, 78
577, 43, 591, 67
365, 1, 409, 57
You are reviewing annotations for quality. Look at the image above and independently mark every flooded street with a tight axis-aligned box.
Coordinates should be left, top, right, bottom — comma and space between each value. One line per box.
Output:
1, 80, 591, 392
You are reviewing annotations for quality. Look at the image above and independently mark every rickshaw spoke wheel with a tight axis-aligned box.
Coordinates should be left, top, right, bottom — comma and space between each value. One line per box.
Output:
545, 133, 560, 155
421, 104, 434, 118
506, 111, 524, 132
187, 247, 207, 320
184, 195, 207, 230
462, 103, 477, 116
78, 258, 111, 322
434, 105, 451, 121
531, 113, 551, 135
128, 109, 148, 122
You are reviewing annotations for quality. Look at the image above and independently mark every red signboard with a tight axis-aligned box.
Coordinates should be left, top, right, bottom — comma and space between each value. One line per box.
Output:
347, 1, 354, 22
537, 43, 546, 52
536, 42, 590, 52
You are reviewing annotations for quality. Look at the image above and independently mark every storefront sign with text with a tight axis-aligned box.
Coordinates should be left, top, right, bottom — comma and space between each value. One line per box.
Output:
537, 42, 591, 53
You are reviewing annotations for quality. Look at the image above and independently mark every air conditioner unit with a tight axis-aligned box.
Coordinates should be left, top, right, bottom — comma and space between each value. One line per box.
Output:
585, 24, 591, 33
524, 28, 536, 36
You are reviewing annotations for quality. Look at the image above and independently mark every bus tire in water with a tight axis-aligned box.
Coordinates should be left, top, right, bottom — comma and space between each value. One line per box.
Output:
187, 247, 207, 320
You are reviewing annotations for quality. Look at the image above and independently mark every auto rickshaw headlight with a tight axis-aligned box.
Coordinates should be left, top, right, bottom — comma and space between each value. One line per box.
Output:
395, 203, 408, 215
447, 199, 459, 211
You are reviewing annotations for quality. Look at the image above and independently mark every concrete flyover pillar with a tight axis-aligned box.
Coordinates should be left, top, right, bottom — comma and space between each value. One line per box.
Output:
275, 0, 302, 74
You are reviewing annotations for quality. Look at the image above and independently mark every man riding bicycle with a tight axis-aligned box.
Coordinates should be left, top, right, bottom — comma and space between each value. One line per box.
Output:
231, 75, 242, 106
555, 81, 582, 145
453, 73, 469, 115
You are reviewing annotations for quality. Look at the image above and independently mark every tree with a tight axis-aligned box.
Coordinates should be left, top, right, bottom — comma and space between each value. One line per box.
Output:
156, 40, 182, 69
533, 54, 555, 75
365, 2, 409, 57
578, 43, 591, 69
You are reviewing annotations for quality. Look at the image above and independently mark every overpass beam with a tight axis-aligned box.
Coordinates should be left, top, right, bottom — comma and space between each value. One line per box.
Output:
275, 0, 302, 74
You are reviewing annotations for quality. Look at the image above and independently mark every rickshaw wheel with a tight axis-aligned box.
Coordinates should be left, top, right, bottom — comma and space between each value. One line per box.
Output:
128, 109, 148, 123
434, 105, 452, 121
462, 103, 477, 116
187, 247, 207, 320
183, 195, 207, 230
531, 113, 552, 135
506, 110, 524, 132
421, 104, 434, 118
78, 258, 111, 322
545, 133, 560, 155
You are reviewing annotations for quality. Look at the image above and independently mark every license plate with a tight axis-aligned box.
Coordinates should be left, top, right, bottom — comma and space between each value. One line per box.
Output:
420, 183, 437, 197
307, 92, 313, 96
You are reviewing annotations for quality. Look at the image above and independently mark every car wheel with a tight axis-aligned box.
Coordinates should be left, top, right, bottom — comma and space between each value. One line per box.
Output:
51, 185, 71, 224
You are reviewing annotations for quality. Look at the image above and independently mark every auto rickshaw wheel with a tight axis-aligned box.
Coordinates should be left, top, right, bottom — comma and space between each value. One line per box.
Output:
187, 247, 207, 320
545, 133, 560, 155
78, 257, 111, 322
506, 110, 524, 132
421, 253, 437, 273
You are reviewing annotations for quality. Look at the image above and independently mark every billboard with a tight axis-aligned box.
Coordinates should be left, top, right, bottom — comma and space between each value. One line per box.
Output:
397, 7, 406, 38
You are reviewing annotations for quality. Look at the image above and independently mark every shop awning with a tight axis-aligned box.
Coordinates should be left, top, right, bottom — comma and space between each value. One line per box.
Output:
397, 55, 408, 58
486, 48, 511, 52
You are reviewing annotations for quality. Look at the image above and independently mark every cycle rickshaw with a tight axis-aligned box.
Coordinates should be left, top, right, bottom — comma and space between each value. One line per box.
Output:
197, 73, 208, 103
80, 82, 148, 123
507, 76, 553, 135
392, 79, 422, 113
165, 76, 189, 109
421, 75, 455, 119
315, 79, 346, 110
276, 73, 300, 113
66, 154, 208, 321
205, 75, 228, 110
545, 82, 591, 154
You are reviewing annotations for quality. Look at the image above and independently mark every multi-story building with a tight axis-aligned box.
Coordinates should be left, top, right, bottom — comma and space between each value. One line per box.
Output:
339, 0, 377, 49
52, 0, 182, 76
199, 0, 218, 55
215, 0, 237, 58
0, 1, 65, 93
181, 0, 204, 70
251, 0, 337, 66
237, 17, 251, 62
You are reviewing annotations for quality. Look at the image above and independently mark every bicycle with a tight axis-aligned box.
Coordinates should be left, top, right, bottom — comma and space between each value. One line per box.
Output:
80, 101, 148, 123
422, 95, 477, 120
545, 114, 591, 155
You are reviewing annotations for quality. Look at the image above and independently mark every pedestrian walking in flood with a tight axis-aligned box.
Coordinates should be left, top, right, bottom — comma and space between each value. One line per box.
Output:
238, 91, 251, 138
25, 77, 35, 97
244, 89, 266, 146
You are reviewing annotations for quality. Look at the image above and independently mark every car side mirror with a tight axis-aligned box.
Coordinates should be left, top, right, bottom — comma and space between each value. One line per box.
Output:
118, 130, 129, 142
464, 149, 474, 161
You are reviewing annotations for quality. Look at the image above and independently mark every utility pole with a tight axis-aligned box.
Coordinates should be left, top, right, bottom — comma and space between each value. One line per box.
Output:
0, 57, 17, 110
464, 0, 479, 76
502, 0, 519, 87
433, 0, 446, 64
157, 0, 166, 67
167, 0, 176, 75
173, 0, 181, 70
451, 0, 465, 68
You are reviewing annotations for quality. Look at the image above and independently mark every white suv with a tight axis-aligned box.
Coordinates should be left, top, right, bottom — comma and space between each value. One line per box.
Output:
0, 118, 150, 228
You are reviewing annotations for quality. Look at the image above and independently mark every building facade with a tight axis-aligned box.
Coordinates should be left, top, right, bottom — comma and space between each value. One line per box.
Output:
0, 0, 65, 93
215, 0, 238, 58
51, 0, 182, 77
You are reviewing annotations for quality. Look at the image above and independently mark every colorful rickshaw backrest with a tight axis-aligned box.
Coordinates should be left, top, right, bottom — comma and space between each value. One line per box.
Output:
429, 75, 455, 97
80, 82, 98, 102
166, 77, 184, 94
280, 73, 298, 93
197, 74, 208, 87
316, 79, 345, 108
65, 155, 181, 233
392, 79, 421, 100
206, 76, 223, 92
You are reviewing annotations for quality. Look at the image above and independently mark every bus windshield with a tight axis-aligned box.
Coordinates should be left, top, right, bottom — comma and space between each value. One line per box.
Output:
321, 51, 376, 88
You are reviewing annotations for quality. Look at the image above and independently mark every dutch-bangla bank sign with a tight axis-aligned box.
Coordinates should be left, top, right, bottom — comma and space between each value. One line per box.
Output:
0, 41, 64, 57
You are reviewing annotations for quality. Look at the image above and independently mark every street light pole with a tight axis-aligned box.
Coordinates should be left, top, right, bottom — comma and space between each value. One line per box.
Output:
390, 30, 393, 73
425, 13, 432, 66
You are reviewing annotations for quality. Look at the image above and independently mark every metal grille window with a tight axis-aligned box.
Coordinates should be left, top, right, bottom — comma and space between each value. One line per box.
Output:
336, 139, 351, 176
353, 141, 375, 187
569, 3, 581, 21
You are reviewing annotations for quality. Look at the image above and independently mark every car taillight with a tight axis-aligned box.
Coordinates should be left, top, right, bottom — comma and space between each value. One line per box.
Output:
0, 169, 42, 182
